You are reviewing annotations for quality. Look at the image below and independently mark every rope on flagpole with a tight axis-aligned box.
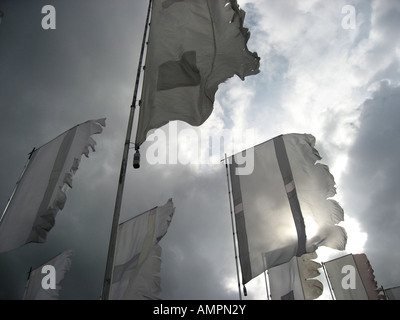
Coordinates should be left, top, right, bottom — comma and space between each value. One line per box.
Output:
101, 0, 153, 300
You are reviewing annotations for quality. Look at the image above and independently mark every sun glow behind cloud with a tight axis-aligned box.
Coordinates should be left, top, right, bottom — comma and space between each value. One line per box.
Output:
210, 0, 399, 299
142, 0, 399, 299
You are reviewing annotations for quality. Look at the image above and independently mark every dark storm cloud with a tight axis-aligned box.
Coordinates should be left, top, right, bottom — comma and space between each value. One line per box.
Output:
342, 80, 400, 289
118, 160, 241, 300
0, 0, 151, 299
156, 168, 239, 300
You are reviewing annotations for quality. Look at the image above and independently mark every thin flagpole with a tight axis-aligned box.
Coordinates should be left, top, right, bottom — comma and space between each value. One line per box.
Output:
321, 262, 335, 300
101, 0, 153, 300
0, 148, 35, 225
224, 154, 242, 300
262, 254, 270, 300
22, 266, 32, 300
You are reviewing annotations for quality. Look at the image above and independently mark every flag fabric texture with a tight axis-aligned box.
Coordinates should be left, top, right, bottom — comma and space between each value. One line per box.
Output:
24, 249, 73, 300
109, 199, 175, 300
268, 252, 323, 300
229, 133, 346, 284
385, 286, 400, 300
0, 119, 106, 254
324, 253, 384, 300
135, 0, 260, 147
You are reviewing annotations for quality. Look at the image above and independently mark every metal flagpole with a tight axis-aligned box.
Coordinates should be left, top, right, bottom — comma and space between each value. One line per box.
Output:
0, 148, 35, 225
321, 262, 335, 300
262, 253, 270, 300
22, 266, 32, 300
224, 154, 242, 300
101, 0, 153, 300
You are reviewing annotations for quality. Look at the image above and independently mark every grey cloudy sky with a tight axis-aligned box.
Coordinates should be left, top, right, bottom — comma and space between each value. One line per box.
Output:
0, 0, 399, 300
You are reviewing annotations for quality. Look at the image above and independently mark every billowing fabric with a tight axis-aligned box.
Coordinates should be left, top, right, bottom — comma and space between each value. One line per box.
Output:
135, 0, 260, 147
109, 199, 175, 300
324, 253, 383, 300
297, 252, 324, 300
229, 133, 346, 284
0, 119, 106, 253
352, 254, 385, 300
24, 249, 73, 300
385, 286, 400, 300
269, 252, 323, 300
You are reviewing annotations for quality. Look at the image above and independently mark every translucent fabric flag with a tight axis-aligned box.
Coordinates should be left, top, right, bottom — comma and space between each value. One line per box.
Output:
0, 119, 106, 253
135, 0, 260, 147
324, 253, 384, 300
229, 133, 346, 284
109, 199, 175, 300
385, 286, 400, 300
24, 249, 73, 300
268, 252, 323, 300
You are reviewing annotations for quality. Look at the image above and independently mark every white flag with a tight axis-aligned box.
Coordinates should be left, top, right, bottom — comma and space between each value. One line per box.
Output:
268, 252, 323, 300
324, 253, 383, 300
135, 0, 260, 147
24, 249, 73, 300
385, 286, 400, 300
0, 119, 106, 253
109, 199, 175, 300
229, 134, 346, 284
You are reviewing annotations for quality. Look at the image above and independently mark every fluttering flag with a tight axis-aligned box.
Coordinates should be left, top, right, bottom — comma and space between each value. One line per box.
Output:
0, 119, 106, 254
135, 0, 260, 147
229, 133, 346, 284
324, 253, 385, 300
268, 252, 323, 300
24, 249, 73, 300
385, 286, 400, 300
109, 199, 175, 300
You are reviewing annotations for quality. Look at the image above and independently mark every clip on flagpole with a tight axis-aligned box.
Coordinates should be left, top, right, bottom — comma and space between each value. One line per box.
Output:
133, 148, 140, 169
101, 0, 153, 300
